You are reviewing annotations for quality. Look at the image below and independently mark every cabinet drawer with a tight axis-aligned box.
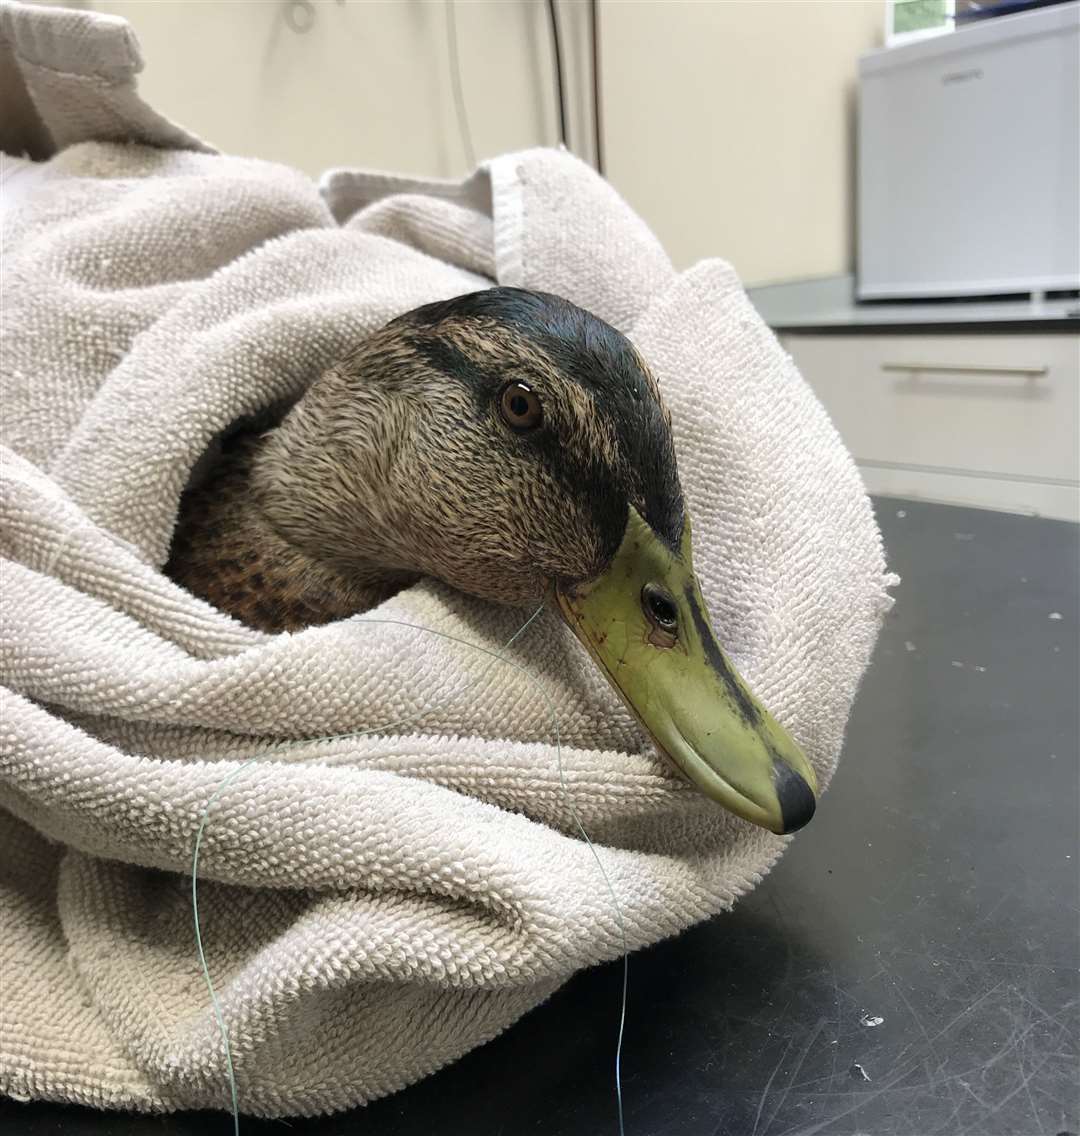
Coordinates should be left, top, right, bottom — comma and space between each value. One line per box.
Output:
782, 333, 1079, 487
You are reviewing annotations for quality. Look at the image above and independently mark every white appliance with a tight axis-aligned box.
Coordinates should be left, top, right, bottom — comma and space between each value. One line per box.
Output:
858, 2, 1080, 300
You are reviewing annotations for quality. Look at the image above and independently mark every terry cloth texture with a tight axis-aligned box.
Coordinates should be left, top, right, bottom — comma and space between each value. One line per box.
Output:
0, 0, 894, 1118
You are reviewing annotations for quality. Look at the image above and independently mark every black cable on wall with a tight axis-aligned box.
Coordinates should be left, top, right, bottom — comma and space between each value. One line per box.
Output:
590, 0, 604, 176
545, 0, 569, 150
445, 0, 604, 176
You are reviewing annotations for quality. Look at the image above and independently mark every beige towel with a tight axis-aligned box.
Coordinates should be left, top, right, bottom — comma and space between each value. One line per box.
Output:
0, 0, 893, 1117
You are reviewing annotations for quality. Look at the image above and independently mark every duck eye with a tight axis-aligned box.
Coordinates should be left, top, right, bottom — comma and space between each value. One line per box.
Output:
642, 584, 679, 634
499, 382, 542, 432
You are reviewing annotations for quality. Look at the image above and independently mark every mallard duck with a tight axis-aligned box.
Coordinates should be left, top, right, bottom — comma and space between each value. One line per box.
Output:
167, 287, 818, 834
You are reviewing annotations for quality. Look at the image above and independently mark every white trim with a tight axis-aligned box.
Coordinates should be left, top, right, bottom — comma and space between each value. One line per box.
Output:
486, 155, 526, 288
857, 274, 1080, 301
856, 462, 1080, 522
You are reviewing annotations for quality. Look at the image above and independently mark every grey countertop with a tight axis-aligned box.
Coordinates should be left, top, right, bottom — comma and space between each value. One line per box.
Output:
748, 274, 1080, 333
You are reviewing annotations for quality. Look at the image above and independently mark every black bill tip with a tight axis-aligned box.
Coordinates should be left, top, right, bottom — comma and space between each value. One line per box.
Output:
773, 760, 817, 834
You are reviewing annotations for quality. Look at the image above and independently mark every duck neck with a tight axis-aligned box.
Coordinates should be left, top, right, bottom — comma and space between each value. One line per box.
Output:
249, 364, 425, 579
169, 430, 415, 633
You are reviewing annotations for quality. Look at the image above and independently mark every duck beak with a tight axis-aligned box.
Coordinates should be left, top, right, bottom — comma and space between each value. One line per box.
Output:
554, 507, 818, 834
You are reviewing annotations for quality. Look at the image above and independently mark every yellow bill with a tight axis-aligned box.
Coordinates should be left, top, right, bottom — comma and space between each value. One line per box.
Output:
555, 506, 818, 834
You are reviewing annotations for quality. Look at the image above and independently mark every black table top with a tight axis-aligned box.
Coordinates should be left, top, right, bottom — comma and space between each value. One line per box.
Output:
4, 497, 1078, 1136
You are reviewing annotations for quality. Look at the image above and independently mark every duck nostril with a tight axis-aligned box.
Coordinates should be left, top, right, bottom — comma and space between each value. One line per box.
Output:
642, 583, 678, 633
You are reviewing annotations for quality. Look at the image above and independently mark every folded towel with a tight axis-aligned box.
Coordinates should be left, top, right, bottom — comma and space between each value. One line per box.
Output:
0, 0, 893, 1117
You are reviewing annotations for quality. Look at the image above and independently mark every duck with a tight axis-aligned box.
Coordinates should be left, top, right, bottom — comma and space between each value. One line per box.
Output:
166, 287, 818, 835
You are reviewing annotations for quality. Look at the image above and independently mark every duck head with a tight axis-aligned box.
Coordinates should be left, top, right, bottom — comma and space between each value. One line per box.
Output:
257, 287, 817, 834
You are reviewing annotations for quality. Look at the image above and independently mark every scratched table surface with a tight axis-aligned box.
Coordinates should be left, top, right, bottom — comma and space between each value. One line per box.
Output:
3, 497, 1078, 1136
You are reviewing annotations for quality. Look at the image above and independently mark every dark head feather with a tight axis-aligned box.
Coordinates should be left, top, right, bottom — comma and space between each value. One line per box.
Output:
247, 287, 686, 610
398, 287, 685, 555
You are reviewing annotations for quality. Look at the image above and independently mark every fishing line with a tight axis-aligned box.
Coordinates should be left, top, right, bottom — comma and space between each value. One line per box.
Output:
191, 606, 542, 1133
590, 0, 605, 176
191, 603, 629, 1136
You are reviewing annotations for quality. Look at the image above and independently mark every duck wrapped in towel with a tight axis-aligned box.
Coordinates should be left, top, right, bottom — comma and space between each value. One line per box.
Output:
0, 0, 893, 1120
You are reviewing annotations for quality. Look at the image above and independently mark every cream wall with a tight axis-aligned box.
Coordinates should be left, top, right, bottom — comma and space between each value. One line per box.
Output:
84, 0, 583, 179
44, 0, 882, 287
602, 1, 883, 284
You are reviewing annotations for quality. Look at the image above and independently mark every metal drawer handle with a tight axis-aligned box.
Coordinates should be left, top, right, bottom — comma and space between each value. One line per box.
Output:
882, 362, 1048, 378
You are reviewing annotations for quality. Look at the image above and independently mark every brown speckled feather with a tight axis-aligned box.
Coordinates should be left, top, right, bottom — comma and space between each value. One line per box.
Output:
166, 434, 412, 633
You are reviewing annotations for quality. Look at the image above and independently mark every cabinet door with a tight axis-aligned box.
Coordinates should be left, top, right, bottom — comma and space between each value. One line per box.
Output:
782, 333, 1080, 519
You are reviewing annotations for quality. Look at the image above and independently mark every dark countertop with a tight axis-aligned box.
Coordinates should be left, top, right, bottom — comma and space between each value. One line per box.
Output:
3, 498, 1078, 1136
747, 275, 1080, 334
